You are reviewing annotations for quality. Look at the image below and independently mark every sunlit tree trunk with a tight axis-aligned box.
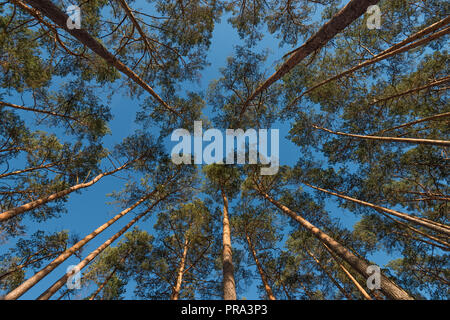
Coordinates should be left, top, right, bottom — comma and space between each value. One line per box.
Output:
171, 237, 189, 300
304, 183, 450, 236
0, 161, 133, 222
240, 0, 380, 117
221, 189, 236, 300
16, 0, 179, 116
245, 231, 276, 300
257, 189, 413, 300
37, 199, 165, 300
312, 124, 450, 147
305, 249, 353, 300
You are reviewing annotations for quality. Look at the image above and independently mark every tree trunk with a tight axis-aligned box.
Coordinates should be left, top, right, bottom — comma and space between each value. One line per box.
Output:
0, 162, 58, 179
240, 0, 380, 117
305, 249, 353, 300
376, 111, 450, 135
3, 190, 162, 300
17, 0, 179, 116
89, 254, 128, 300
0, 161, 133, 222
170, 237, 189, 300
37, 199, 164, 300
312, 124, 450, 147
221, 189, 236, 300
304, 183, 450, 237
322, 244, 372, 300
0, 100, 78, 121
245, 232, 276, 300
258, 189, 413, 300
295, 17, 450, 101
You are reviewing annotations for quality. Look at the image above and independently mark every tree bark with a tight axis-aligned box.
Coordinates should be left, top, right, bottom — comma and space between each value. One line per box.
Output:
257, 189, 413, 300
37, 198, 166, 300
304, 183, 450, 237
245, 231, 276, 300
240, 0, 380, 117
376, 111, 450, 135
0, 161, 133, 222
312, 124, 450, 147
170, 237, 189, 300
0, 162, 58, 179
89, 254, 128, 300
17, 0, 179, 116
322, 244, 372, 300
305, 249, 353, 300
221, 189, 236, 300
293, 17, 450, 102
3, 189, 162, 300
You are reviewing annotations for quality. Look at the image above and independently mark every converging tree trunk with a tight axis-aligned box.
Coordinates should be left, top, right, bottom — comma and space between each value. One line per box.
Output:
257, 189, 413, 300
240, 0, 380, 117
245, 231, 276, 300
312, 124, 450, 147
37, 198, 166, 300
3, 189, 164, 300
0, 161, 134, 222
171, 237, 189, 300
16, 0, 179, 116
304, 183, 450, 237
221, 189, 237, 300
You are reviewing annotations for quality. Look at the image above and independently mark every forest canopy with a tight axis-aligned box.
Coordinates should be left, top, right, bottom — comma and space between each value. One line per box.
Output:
0, 0, 448, 300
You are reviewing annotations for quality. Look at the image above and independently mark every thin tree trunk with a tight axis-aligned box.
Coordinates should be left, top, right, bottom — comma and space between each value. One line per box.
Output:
3, 188, 164, 300
0, 162, 58, 179
369, 76, 450, 107
37, 201, 161, 300
376, 111, 450, 135
0, 252, 62, 281
304, 183, 450, 237
312, 124, 450, 147
239, 0, 380, 117
89, 254, 128, 300
245, 231, 276, 300
17, 0, 179, 116
257, 189, 413, 300
305, 249, 353, 300
322, 244, 372, 300
293, 18, 450, 103
116, 0, 156, 55
0, 160, 133, 222
0, 100, 78, 122
170, 237, 189, 300
221, 189, 236, 300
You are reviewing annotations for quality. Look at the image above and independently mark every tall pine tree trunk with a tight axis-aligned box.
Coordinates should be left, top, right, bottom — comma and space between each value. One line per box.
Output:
3, 191, 161, 300
305, 249, 353, 300
89, 254, 128, 300
245, 231, 276, 300
257, 189, 413, 300
312, 124, 450, 147
171, 237, 189, 300
16, 0, 179, 116
240, 0, 380, 117
221, 189, 236, 300
37, 198, 165, 300
0, 161, 133, 222
304, 183, 450, 236
322, 244, 372, 300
